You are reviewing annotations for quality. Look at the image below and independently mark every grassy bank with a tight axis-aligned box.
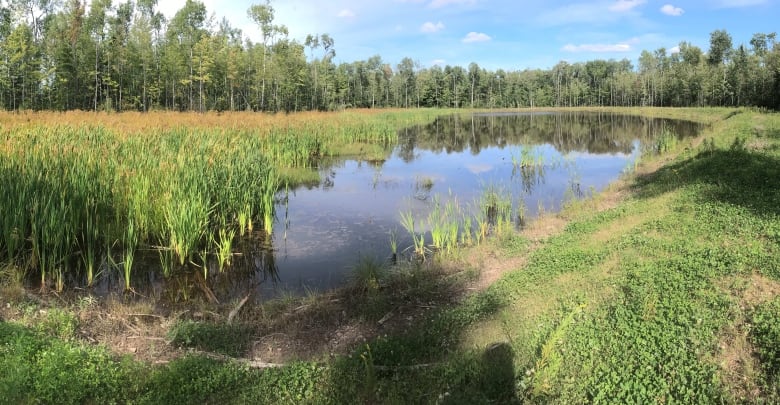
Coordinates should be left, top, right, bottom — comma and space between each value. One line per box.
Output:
2, 107, 780, 403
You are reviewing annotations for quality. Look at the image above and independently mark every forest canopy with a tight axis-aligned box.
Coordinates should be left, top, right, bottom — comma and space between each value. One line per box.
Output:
1, 0, 778, 112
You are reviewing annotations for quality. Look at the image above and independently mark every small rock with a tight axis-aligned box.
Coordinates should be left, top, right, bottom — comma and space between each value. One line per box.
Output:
129, 347, 137, 353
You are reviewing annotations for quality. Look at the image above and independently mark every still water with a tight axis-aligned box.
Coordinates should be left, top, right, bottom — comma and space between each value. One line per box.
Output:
254, 112, 701, 297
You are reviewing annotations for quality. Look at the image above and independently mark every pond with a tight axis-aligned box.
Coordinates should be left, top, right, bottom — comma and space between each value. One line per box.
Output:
92, 111, 700, 301
252, 111, 701, 298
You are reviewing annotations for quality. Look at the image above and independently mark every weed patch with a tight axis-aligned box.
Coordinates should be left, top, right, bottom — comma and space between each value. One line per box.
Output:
750, 296, 780, 398
168, 320, 252, 357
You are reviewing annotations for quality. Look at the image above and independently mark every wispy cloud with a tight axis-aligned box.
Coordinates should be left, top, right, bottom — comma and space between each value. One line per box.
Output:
420, 21, 445, 33
562, 40, 634, 53
430, 0, 477, 8
337, 9, 356, 18
669, 45, 681, 53
462, 32, 492, 43
431, 59, 447, 66
660, 4, 684, 16
609, 0, 646, 12
717, 0, 767, 7
538, 2, 637, 26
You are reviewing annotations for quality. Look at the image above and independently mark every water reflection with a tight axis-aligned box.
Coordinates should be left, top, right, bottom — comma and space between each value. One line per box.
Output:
397, 111, 700, 157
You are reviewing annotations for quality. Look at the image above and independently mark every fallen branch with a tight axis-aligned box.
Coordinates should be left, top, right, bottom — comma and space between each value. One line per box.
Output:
377, 311, 394, 325
192, 349, 287, 369
127, 313, 164, 319
372, 362, 440, 371
228, 293, 252, 324
127, 336, 166, 341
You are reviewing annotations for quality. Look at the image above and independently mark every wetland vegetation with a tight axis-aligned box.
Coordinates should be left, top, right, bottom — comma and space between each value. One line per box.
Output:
3, 107, 780, 403
0, 110, 450, 294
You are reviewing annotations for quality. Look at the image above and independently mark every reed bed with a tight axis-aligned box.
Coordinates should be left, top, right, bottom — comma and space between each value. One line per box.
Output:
0, 125, 280, 291
0, 110, 447, 292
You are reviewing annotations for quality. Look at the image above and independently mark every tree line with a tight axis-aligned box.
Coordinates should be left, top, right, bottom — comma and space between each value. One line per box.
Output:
1, 0, 778, 112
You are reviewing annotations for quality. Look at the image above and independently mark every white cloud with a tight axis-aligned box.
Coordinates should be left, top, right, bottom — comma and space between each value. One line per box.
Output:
420, 21, 445, 33
670, 46, 681, 54
431, 59, 447, 66
660, 4, 684, 16
462, 32, 492, 43
430, 0, 477, 8
337, 9, 356, 18
562, 42, 633, 53
609, 0, 646, 12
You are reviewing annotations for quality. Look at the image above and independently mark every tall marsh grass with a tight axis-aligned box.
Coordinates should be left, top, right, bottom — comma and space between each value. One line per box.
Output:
0, 110, 447, 291
0, 125, 280, 291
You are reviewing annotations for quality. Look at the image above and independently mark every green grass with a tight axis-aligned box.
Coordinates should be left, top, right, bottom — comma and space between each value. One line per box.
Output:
751, 296, 780, 401
167, 320, 253, 358
0, 321, 141, 404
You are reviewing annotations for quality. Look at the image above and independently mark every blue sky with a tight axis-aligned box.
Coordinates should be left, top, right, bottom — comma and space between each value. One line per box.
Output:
160, 0, 778, 70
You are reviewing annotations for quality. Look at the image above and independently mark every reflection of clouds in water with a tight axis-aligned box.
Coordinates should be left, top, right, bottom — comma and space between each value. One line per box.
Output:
467, 164, 493, 174
278, 215, 350, 257
277, 213, 389, 259
565, 151, 632, 160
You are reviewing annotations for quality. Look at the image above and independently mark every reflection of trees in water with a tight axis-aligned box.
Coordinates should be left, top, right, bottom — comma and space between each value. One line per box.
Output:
513, 164, 546, 194
396, 112, 702, 159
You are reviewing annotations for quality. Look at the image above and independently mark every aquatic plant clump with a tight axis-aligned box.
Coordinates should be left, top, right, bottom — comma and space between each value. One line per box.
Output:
0, 125, 279, 291
397, 185, 523, 261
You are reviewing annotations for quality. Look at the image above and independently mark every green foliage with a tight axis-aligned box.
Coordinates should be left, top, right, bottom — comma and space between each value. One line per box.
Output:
34, 340, 137, 405
0, 321, 140, 404
350, 255, 388, 295
236, 362, 325, 403
751, 297, 780, 395
167, 320, 252, 357
139, 356, 251, 405
35, 308, 79, 341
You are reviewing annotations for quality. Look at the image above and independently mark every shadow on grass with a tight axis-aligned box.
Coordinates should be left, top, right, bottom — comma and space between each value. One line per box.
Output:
322, 331, 519, 404
633, 141, 780, 219
314, 277, 519, 403
162, 263, 514, 403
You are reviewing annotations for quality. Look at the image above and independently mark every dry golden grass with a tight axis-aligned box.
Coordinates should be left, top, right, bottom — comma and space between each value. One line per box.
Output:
0, 109, 413, 133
